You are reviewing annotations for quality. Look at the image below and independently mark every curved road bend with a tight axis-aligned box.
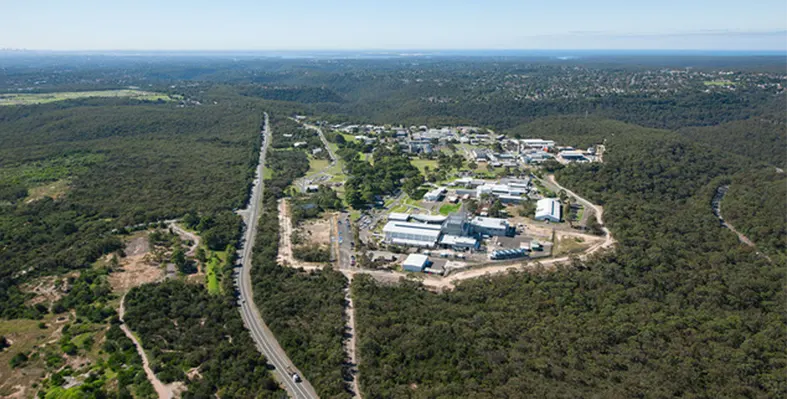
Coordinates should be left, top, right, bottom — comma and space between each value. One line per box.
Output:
235, 113, 319, 399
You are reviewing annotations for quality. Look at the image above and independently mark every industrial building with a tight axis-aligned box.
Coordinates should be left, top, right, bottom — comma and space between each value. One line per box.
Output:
469, 216, 514, 237
476, 183, 526, 199
535, 198, 562, 222
402, 254, 430, 272
559, 150, 589, 162
383, 221, 443, 247
520, 139, 555, 150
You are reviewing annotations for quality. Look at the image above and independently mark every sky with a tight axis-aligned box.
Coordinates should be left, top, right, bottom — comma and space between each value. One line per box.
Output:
1, 0, 786, 51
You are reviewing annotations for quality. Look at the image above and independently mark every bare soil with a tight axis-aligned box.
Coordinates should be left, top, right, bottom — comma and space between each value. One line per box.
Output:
108, 234, 164, 294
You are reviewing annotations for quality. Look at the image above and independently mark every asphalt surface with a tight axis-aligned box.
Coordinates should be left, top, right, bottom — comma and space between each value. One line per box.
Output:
235, 113, 319, 399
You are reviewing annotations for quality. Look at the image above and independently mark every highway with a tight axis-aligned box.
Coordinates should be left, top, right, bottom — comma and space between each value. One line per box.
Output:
235, 112, 320, 399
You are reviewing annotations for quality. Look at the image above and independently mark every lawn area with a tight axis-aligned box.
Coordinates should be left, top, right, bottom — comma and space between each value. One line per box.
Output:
360, 153, 373, 164
349, 209, 362, 222
308, 158, 330, 174
262, 167, 273, 179
411, 159, 438, 173
703, 80, 734, 86
389, 204, 408, 213
439, 203, 461, 215
205, 254, 221, 294
0, 89, 178, 106
340, 133, 357, 143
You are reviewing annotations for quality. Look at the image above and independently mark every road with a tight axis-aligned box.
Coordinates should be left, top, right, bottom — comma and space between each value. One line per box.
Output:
712, 185, 772, 263
235, 113, 319, 399
544, 174, 614, 245
119, 293, 174, 399
294, 121, 338, 192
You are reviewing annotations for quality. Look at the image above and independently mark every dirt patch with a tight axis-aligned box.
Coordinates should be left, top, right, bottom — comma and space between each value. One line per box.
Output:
0, 315, 68, 397
553, 233, 599, 256
108, 234, 164, 294
19, 275, 72, 309
299, 218, 332, 246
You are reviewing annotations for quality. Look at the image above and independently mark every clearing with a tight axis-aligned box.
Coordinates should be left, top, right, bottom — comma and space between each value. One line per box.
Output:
0, 90, 177, 106
410, 159, 438, 173
308, 158, 330, 174
0, 313, 72, 399
108, 232, 164, 294
25, 179, 70, 203
553, 233, 599, 256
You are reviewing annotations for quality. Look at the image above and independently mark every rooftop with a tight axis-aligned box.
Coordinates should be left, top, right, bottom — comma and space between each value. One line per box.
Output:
470, 216, 510, 229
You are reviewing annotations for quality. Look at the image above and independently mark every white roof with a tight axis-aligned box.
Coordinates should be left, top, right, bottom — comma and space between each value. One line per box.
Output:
521, 138, 555, 146
470, 216, 509, 229
388, 212, 410, 221
410, 214, 447, 224
536, 198, 562, 219
403, 254, 429, 268
440, 235, 478, 246
383, 221, 442, 237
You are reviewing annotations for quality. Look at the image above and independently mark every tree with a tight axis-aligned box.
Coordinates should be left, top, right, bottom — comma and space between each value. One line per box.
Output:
489, 199, 504, 218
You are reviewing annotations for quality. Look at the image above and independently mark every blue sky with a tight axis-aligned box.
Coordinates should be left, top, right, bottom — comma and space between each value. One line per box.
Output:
2, 0, 786, 50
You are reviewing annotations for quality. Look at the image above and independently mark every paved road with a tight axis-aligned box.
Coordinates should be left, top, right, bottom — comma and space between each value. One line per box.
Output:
235, 113, 319, 399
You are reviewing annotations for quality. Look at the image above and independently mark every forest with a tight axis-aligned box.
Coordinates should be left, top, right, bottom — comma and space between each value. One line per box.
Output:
124, 281, 282, 398
722, 168, 787, 261
0, 98, 263, 318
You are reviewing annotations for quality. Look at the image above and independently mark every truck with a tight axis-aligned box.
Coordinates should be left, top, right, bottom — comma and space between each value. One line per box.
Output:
285, 366, 302, 383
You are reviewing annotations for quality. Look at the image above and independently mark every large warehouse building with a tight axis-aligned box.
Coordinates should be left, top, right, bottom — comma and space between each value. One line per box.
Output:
383, 221, 443, 247
535, 198, 562, 222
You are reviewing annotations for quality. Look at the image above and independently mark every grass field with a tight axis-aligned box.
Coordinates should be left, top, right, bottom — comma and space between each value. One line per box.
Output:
340, 133, 357, 143
308, 158, 330, 174
206, 256, 219, 293
389, 204, 408, 213
411, 159, 438, 173
0, 89, 178, 106
439, 203, 461, 215
262, 167, 273, 179
703, 80, 734, 86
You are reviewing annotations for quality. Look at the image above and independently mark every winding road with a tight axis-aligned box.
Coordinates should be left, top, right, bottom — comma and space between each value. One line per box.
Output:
712, 185, 772, 263
235, 113, 319, 399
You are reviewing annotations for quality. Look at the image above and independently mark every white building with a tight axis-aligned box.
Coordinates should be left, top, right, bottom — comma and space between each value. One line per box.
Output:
383, 221, 443, 247
469, 216, 512, 236
476, 184, 526, 199
520, 139, 556, 150
388, 212, 410, 222
535, 198, 562, 223
424, 187, 447, 202
403, 254, 430, 272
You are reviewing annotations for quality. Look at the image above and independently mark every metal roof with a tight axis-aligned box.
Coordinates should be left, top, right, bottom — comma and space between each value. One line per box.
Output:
535, 198, 562, 220
403, 254, 429, 267
470, 216, 509, 229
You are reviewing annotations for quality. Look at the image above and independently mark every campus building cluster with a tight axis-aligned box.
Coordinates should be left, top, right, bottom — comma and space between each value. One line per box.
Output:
382, 211, 515, 250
